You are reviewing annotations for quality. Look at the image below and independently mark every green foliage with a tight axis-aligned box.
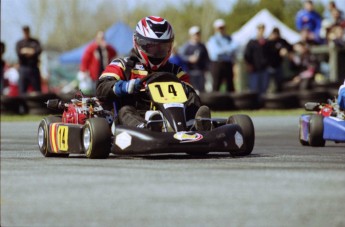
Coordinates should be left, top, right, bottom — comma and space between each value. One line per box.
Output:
281, 0, 303, 29
223, 0, 258, 33
159, 0, 219, 46
36, 0, 326, 52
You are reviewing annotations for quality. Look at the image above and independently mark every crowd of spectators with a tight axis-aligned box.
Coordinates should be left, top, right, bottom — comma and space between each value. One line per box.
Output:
171, 0, 345, 95
1, 0, 344, 98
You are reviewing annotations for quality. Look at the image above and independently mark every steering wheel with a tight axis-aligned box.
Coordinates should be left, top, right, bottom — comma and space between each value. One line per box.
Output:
140, 72, 180, 86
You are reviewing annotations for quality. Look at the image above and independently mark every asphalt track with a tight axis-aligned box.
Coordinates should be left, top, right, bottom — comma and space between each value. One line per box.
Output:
1, 116, 345, 227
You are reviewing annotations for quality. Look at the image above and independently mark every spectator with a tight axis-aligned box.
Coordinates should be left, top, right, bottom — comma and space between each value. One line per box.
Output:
3, 63, 20, 97
289, 41, 319, 90
323, 1, 344, 20
244, 23, 269, 95
16, 26, 42, 94
295, 0, 322, 44
321, 8, 345, 40
179, 26, 209, 93
266, 27, 293, 93
169, 43, 188, 72
1, 41, 6, 95
330, 8, 345, 26
328, 25, 345, 47
207, 19, 238, 92
78, 31, 117, 95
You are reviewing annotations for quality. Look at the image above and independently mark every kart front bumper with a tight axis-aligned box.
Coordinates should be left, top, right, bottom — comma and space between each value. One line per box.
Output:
111, 124, 245, 155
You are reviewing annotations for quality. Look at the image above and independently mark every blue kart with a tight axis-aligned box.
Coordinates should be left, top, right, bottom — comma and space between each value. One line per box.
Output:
299, 100, 345, 147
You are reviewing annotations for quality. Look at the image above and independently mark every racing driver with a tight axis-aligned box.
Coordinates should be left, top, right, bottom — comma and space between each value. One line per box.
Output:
96, 16, 211, 131
338, 80, 345, 110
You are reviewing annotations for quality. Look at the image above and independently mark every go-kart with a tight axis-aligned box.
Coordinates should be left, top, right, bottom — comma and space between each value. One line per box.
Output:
299, 99, 345, 147
37, 73, 255, 158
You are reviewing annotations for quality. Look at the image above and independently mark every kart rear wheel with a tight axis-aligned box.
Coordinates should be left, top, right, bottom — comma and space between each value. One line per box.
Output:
227, 114, 255, 156
83, 118, 111, 159
37, 116, 69, 157
309, 115, 325, 147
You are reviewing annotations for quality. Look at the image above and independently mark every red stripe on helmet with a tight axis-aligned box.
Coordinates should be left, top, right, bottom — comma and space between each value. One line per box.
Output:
148, 16, 164, 22
141, 18, 147, 28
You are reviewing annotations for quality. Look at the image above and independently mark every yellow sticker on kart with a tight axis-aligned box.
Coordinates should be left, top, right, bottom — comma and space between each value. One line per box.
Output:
148, 82, 187, 104
57, 125, 69, 151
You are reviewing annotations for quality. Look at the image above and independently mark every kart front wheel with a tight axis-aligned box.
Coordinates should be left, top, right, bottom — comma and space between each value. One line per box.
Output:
37, 116, 69, 157
299, 117, 309, 146
309, 115, 325, 147
83, 118, 111, 159
227, 114, 255, 156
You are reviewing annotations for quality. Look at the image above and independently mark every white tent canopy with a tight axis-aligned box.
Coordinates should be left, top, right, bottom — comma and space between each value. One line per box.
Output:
232, 9, 301, 48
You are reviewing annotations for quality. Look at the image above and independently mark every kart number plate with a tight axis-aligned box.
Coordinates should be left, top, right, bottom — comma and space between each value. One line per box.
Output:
57, 126, 69, 151
148, 82, 187, 104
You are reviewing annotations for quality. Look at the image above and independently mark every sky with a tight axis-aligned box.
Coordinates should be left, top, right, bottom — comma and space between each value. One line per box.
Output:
1, 0, 345, 62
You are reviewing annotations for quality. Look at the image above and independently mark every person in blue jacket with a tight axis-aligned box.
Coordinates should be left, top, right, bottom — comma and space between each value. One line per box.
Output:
295, 0, 322, 44
338, 80, 345, 109
207, 19, 238, 92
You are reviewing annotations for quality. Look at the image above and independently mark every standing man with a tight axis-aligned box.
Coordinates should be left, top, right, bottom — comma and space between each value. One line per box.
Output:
179, 26, 209, 93
207, 19, 238, 92
244, 24, 269, 95
16, 26, 42, 94
78, 31, 117, 95
266, 27, 293, 93
295, 0, 322, 44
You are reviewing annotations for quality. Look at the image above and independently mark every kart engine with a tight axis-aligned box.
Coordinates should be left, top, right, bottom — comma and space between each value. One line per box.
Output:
46, 97, 113, 125
305, 98, 345, 119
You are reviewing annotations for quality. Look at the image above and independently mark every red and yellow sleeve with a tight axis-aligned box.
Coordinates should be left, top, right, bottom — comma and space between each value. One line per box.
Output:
99, 61, 125, 81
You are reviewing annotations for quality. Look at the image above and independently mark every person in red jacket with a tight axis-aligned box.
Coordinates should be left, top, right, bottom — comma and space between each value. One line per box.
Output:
78, 31, 117, 94
96, 16, 210, 131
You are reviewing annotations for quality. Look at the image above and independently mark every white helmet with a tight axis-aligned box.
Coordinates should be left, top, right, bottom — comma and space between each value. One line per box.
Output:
133, 16, 174, 71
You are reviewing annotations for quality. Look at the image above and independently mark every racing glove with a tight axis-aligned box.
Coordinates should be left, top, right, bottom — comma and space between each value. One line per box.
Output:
113, 79, 141, 97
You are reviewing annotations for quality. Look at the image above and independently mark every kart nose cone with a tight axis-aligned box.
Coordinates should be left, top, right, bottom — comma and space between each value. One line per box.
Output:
83, 128, 91, 151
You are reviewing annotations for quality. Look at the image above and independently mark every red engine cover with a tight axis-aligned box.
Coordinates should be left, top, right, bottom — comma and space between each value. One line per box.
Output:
319, 104, 333, 117
62, 104, 87, 124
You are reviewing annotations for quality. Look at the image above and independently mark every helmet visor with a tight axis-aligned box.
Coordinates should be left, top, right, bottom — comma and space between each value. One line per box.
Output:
137, 39, 172, 58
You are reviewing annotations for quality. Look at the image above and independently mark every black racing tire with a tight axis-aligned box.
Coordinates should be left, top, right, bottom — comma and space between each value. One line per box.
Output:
57, 92, 77, 102
298, 90, 330, 108
1, 96, 28, 114
37, 116, 69, 157
298, 116, 309, 146
227, 114, 255, 156
199, 92, 235, 111
25, 92, 58, 109
263, 92, 299, 109
29, 107, 54, 115
83, 118, 111, 159
309, 115, 325, 147
230, 91, 261, 110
